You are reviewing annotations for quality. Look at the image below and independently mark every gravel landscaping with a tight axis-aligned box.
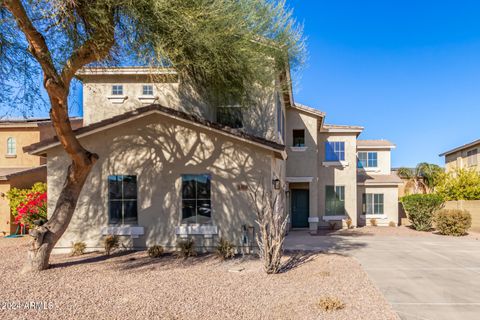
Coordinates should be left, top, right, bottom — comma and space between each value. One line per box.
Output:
319, 226, 480, 239
0, 237, 398, 320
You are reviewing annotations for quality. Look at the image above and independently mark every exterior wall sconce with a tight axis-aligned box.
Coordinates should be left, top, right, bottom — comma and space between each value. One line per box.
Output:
272, 178, 281, 190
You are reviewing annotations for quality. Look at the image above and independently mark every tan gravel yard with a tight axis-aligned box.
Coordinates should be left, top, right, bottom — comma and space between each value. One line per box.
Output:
0, 237, 398, 320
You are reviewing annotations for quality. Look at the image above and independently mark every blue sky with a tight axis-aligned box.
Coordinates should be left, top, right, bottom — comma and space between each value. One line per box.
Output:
287, 0, 480, 167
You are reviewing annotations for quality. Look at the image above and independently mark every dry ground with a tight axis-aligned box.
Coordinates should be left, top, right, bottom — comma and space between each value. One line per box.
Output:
0, 237, 398, 320
319, 225, 480, 238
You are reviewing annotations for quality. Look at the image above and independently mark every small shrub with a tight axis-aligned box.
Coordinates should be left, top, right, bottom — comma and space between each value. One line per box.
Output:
369, 218, 377, 227
388, 221, 396, 227
148, 245, 164, 258
176, 238, 196, 258
104, 235, 119, 255
401, 194, 445, 231
435, 209, 472, 236
328, 222, 337, 230
71, 241, 87, 256
216, 238, 235, 260
318, 297, 345, 312
345, 218, 353, 229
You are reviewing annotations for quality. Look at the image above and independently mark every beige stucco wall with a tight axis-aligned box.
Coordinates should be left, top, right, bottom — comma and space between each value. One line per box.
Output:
318, 133, 358, 227
47, 113, 281, 252
444, 200, 480, 233
81, 74, 282, 143
357, 185, 399, 226
285, 108, 319, 231
444, 143, 480, 173
0, 183, 12, 235
357, 148, 392, 175
0, 127, 42, 167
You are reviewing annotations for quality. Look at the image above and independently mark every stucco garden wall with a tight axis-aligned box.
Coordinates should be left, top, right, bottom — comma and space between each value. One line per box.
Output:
444, 200, 480, 233
47, 113, 281, 252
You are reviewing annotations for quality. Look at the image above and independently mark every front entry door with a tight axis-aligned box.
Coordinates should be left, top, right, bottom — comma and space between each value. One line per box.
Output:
291, 189, 309, 228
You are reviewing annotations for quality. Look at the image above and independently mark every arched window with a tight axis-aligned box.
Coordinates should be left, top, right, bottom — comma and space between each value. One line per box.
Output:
7, 137, 16, 155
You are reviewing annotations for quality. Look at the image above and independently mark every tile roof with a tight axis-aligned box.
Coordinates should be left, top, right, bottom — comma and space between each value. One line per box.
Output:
439, 139, 480, 157
24, 104, 285, 155
357, 173, 403, 185
0, 166, 46, 181
290, 103, 326, 118
357, 139, 396, 148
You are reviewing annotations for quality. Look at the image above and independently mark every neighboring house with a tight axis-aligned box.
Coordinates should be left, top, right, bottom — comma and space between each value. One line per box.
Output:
24, 66, 400, 252
0, 118, 82, 235
439, 139, 480, 173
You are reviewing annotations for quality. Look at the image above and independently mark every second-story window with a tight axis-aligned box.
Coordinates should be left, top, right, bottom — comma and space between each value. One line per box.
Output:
6, 137, 16, 155
467, 149, 478, 167
325, 141, 345, 161
111, 85, 123, 96
142, 85, 153, 96
293, 130, 305, 147
217, 107, 243, 128
358, 152, 378, 168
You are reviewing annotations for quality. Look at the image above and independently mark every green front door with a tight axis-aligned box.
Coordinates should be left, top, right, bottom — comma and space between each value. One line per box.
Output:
291, 189, 309, 228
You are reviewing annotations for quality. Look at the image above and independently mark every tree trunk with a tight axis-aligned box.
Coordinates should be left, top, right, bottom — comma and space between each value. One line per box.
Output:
22, 155, 97, 273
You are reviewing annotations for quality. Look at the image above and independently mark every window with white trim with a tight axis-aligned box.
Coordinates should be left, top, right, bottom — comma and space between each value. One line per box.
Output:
111, 85, 123, 96
142, 85, 153, 96
108, 175, 138, 225
325, 186, 345, 216
362, 193, 384, 215
293, 130, 305, 147
358, 152, 378, 168
467, 149, 478, 167
325, 142, 345, 161
182, 174, 212, 224
6, 137, 16, 155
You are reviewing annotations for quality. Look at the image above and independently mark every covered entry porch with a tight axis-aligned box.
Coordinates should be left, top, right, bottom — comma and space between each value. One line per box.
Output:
286, 177, 319, 234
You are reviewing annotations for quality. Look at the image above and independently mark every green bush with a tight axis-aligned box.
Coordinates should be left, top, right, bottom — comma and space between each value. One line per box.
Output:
436, 169, 480, 200
215, 238, 235, 260
435, 209, 472, 236
176, 238, 196, 258
6, 182, 47, 219
147, 245, 164, 258
401, 194, 444, 231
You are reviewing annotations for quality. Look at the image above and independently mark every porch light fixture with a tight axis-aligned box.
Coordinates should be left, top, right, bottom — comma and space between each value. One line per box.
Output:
272, 178, 281, 190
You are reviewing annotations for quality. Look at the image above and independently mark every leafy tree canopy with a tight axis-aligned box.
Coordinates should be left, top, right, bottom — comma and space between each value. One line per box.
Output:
0, 0, 305, 116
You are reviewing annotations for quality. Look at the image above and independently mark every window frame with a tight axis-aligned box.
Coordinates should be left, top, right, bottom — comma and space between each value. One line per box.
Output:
362, 193, 384, 215
292, 129, 305, 147
142, 84, 154, 96
181, 174, 212, 224
6, 137, 16, 155
467, 149, 478, 167
325, 185, 346, 216
108, 175, 138, 225
216, 106, 244, 129
358, 151, 378, 168
325, 141, 345, 161
111, 85, 124, 96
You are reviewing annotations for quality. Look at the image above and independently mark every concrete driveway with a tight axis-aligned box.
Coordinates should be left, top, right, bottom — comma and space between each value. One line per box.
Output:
285, 231, 480, 320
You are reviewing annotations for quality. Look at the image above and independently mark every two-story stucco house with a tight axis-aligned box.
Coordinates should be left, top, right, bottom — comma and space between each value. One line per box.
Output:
440, 139, 480, 173
0, 118, 81, 235
24, 66, 401, 252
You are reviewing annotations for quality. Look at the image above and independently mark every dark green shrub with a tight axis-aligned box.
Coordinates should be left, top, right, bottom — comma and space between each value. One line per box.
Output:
215, 238, 235, 260
176, 238, 196, 258
104, 235, 119, 255
147, 245, 164, 258
435, 209, 472, 236
401, 194, 444, 231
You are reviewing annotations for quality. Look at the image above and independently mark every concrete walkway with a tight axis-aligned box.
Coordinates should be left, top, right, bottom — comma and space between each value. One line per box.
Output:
284, 231, 480, 320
